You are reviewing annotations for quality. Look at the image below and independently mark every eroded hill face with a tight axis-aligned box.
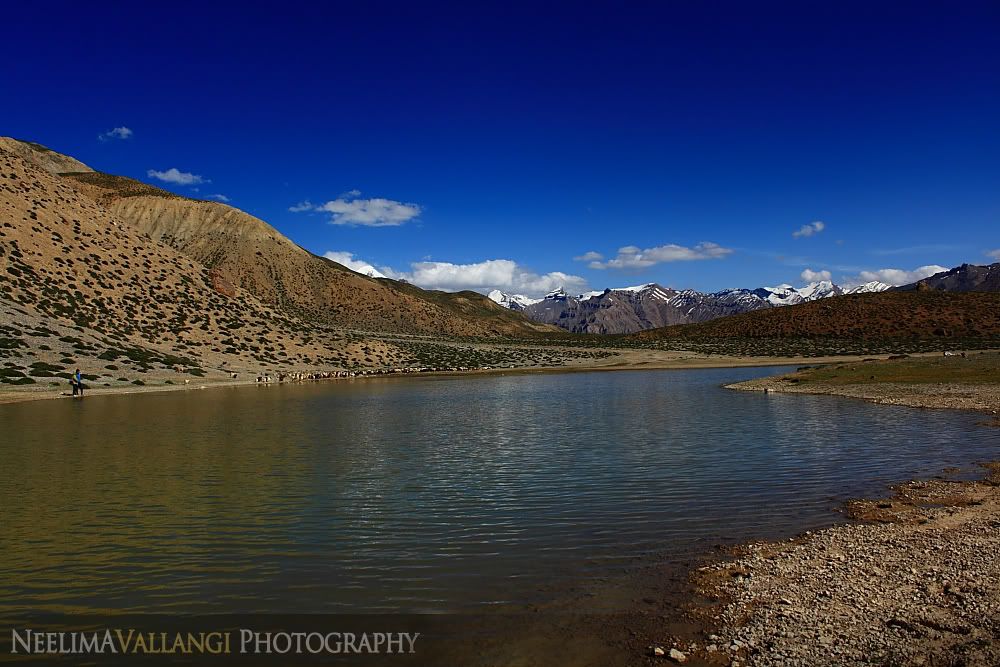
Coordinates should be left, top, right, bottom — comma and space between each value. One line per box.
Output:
57, 166, 552, 338
0, 145, 416, 386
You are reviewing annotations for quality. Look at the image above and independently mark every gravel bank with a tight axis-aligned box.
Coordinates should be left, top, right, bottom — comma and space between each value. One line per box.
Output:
727, 377, 1000, 415
664, 464, 1000, 667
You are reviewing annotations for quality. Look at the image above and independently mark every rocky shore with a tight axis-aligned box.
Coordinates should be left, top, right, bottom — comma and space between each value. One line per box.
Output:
657, 463, 1000, 667
635, 355, 1000, 666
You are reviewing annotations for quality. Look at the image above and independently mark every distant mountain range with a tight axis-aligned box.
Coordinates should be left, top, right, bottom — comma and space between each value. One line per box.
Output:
488, 279, 892, 334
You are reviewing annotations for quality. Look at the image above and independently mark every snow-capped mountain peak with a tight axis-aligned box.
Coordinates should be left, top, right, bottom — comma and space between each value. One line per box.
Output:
487, 289, 541, 311
796, 280, 843, 301
753, 280, 844, 305
607, 283, 674, 301
845, 281, 892, 294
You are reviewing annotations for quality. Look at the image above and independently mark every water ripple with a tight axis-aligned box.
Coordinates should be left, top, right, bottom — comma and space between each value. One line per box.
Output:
2, 367, 997, 614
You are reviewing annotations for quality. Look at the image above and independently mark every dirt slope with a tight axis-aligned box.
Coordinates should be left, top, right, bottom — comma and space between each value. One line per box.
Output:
0, 143, 414, 387
0, 137, 93, 175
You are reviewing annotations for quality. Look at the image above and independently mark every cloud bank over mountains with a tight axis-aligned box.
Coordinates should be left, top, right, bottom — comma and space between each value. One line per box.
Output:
323, 251, 587, 296
801, 268, 832, 282
323, 251, 387, 278
843, 264, 949, 287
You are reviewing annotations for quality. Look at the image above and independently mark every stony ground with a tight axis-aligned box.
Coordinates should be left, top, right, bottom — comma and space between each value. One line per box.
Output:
654, 464, 1000, 667
669, 362, 1000, 666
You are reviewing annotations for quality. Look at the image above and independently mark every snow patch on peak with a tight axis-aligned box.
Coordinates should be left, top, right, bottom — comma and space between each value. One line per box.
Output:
845, 281, 892, 294
611, 283, 658, 293
608, 283, 674, 301
796, 280, 842, 301
487, 289, 541, 311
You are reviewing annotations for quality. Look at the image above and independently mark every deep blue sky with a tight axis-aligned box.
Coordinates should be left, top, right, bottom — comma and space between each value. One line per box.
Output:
3, 1, 998, 296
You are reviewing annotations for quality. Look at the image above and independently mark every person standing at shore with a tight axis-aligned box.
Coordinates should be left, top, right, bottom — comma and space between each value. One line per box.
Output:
74, 368, 84, 397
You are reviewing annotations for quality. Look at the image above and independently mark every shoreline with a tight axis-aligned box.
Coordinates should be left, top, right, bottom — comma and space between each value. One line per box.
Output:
0, 351, 926, 406
726, 355, 1000, 416
3, 349, 1000, 664
659, 460, 1000, 667
637, 356, 1000, 666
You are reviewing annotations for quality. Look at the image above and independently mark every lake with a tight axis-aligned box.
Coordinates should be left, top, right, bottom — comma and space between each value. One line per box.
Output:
1, 367, 996, 617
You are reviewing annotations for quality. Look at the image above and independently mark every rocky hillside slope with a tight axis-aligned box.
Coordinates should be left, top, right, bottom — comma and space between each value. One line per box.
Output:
0, 143, 398, 388
0, 137, 93, 175
56, 162, 550, 338
897, 262, 1000, 292
632, 291, 1000, 342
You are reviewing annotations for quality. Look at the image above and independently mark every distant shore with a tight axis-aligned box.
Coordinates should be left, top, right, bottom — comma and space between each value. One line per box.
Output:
0, 349, 920, 405
726, 350, 1000, 416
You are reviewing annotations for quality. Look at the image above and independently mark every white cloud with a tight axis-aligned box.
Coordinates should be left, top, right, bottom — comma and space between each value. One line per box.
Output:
323, 251, 387, 278
207, 193, 230, 202
147, 168, 206, 186
98, 126, 133, 142
987, 249, 1000, 260
291, 194, 421, 227
792, 221, 825, 238
324, 252, 587, 297
401, 259, 587, 296
800, 268, 832, 282
588, 242, 733, 270
842, 264, 948, 287
573, 251, 604, 262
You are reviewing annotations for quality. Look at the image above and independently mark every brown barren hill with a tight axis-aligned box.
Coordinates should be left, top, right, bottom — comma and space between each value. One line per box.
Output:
896, 262, 1000, 292
632, 291, 1000, 341
0, 137, 94, 175
14, 144, 552, 338
0, 142, 415, 382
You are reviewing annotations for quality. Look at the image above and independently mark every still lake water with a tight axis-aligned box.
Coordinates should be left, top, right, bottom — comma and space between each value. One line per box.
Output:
1, 367, 997, 615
